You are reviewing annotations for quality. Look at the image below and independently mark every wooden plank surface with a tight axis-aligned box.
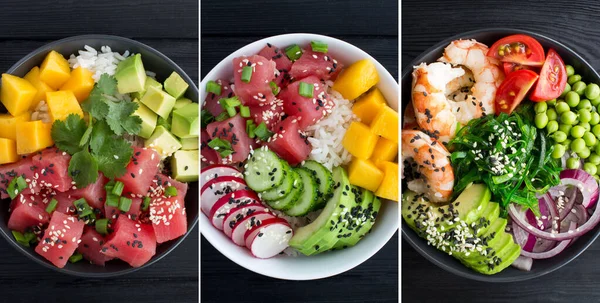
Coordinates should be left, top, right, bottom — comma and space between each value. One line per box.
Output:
402, 0, 600, 302
201, 0, 398, 302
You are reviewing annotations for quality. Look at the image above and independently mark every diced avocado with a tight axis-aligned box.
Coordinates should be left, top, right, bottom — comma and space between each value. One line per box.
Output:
171, 103, 199, 139
174, 97, 193, 110
171, 150, 198, 182
115, 54, 146, 94
164, 72, 189, 99
144, 125, 182, 158
132, 76, 162, 100
140, 86, 176, 118
180, 136, 198, 150
132, 99, 157, 139
157, 115, 171, 131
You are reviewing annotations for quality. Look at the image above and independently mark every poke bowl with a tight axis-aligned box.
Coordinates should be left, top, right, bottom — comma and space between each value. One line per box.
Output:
200, 33, 399, 280
401, 28, 600, 282
0, 35, 199, 277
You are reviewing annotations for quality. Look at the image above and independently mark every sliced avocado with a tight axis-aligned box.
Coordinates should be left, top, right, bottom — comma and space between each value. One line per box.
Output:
180, 136, 198, 150
453, 183, 491, 224
140, 86, 176, 118
164, 72, 189, 99
144, 125, 182, 158
473, 241, 521, 275
132, 76, 162, 100
459, 218, 510, 263
332, 188, 381, 250
115, 53, 146, 94
132, 99, 157, 139
171, 103, 199, 139
174, 97, 193, 110
171, 150, 198, 182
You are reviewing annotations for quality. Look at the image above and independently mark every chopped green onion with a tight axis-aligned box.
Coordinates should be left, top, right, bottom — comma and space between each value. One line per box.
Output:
226, 106, 236, 117
164, 186, 177, 197
240, 105, 250, 118
142, 196, 151, 211
46, 198, 58, 214
254, 122, 273, 141
215, 112, 229, 122
23, 231, 37, 244
298, 82, 314, 98
206, 80, 222, 95
310, 40, 328, 53
208, 138, 233, 158
285, 44, 303, 61
201, 109, 215, 128
220, 150, 233, 158
73, 198, 93, 218
104, 180, 115, 192
106, 194, 119, 207
12, 230, 29, 247
241, 66, 253, 83
69, 253, 83, 263
118, 197, 132, 212
269, 81, 280, 95
95, 218, 110, 235
248, 124, 256, 139
112, 181, 124, 196
7, 176, 27, 200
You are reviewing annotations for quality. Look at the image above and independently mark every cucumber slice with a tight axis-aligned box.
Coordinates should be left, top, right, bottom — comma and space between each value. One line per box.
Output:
260, 169, 294, 201
266, 170, 303, 211
301, 160, 334, 211
243, 149, 288, 192
285, 168, 318, 217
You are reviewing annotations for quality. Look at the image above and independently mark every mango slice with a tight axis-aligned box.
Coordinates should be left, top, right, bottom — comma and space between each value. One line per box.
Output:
342, 121, 378, 159
370, 105, 398, 143
0, 138, 18, 164
352, 88, 386, 125
60, 67, 94, 102
24, 66, 55, 110
375, 161, 398, 201
16, 120, 53, 155
39, 50, 71, 89
370, 137, 398, 163
0, 113, 30, 141
0, 74, 38, 116
332, 59, 379, 100
348, 158, 383, 192
46, 91, 84, 122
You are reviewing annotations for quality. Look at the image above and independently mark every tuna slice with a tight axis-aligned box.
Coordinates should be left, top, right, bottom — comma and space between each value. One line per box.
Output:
8, 194, 50, 233
248, 99, 285, 131
70, 173, 108, 210
203, 78, 235, 117
267, 117, 312, 166
101, 215, 157, 268
279, 75, 334, 130
52, 192, 78, 215
205, 114, 252, 164
201, 129, 220, 165
78, 228, 112, 266
0, 155, 35, 199
150, 194, 187, 243
258, 44, 293, 87
115, 147, 161, 196
289, 50, 343, 81
35, 212, 85, 268
232, 55, 276, 106
31, 148, 73, 193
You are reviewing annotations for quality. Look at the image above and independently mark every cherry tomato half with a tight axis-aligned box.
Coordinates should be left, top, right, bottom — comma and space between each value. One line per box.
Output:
488, 34, 546, 66
502, 62, 537, 76
495, 69, 539, 115
529, 49, 567, 102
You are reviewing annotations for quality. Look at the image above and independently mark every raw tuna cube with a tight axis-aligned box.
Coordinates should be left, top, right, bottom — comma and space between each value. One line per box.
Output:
201, 129, 220, 165
52, 192, 78, 215
248, 99, 285, 131
154, 174, 189, 198
31, 148, 73, 193
101, 216, 156, 268
0, 155, 35, 199
205, 115, 252, 164
203, 78, 235, 117
71, 173, 108, 210
150, 195, 187, 243
78, 228, 111, 266
35, 212, 85, 268
8, 194, 50, 233
105, 196, 142, 220
267, 117, 311, 166
116, 147, 161, 196
258, 44, 293, 87
232, 55, 276, 106
289, 50, 343, 81
280, 76, 334, 129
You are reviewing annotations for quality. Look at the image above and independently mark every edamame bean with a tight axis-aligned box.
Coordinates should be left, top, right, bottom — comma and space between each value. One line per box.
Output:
579, 109, 592, 123
581, 121, 591, 131
571, 138, 586, 152
592, 96, 600, 107
566, 65, 575, 77
573, 81, 587, 95
568, 74, 582, 85
535, 113, 548, 129
580, 147, 591, 159
564, 138, 572, 147
547, 108, 558, 120
584, 162, 598, 175
552, 144, 566, 159
561, 83, 572, 98
561, 111, 577, 124
586, 83, 600, 100
591, 112, 600, 125
546, 120, 559, 133
552, 130, 567, 143
567, 157, 581, 169
593, 124, 600, 139
578, 99, 592, 110
571, 125, 586, 138
588, 154, 600, 165
547, 99, 557, 107
556, 101, 570, 114
559, 123, 572, 134
584, 131, 597, 146
534, 102, 547, 113
566, 91, 580, 107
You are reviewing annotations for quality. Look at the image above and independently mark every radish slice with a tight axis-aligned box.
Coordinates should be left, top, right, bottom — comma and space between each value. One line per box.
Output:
230, 211, 275, 246
200, 176, 248, 215
519, 222, 577, 259
222, 204, 266, 238
201, 165, 243, 188
209, 190, 260, 230
512, 255, 533, 271
245, 218, 293, 259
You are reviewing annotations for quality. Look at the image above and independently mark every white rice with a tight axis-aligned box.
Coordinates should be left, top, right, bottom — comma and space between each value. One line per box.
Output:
67, 45, 130, 82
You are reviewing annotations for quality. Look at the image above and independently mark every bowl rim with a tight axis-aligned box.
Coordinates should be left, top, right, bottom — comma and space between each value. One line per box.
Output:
200, 33, 399, 280
0, 34, 199, 278
401, 27, 600, 282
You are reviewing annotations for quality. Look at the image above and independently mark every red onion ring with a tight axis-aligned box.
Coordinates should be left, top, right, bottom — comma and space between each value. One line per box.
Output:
559, 169, 599, 209
519, 222, 577, 259
512, 255, 533, 271
558, 187, 578, 221
512, 221, 536, 252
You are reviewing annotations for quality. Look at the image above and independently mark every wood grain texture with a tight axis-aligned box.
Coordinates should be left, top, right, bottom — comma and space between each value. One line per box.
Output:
402, 0, 600, 302
201, 0, 398, 302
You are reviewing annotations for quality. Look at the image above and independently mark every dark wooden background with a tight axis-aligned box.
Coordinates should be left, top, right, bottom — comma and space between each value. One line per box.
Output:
0, 1, 198, 303
403, 1, 600, 302
201, 0, 398, 302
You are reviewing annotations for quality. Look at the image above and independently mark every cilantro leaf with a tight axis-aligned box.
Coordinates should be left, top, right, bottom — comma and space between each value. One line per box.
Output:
51, 114, 87, 155
89, 120, 113, 153
92, 136, 133, 179
106, 100, 142, 136
69, 149, 99, 188
96, 74, 118, 95
82, 89, 109, 120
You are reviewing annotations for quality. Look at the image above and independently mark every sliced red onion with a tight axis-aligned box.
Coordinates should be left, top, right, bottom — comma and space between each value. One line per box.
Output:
560, 169, 599, 209
512, 221, 536, 252
512, 255, 533, 271
519, 222, 577, 259
558, 187, 577, 221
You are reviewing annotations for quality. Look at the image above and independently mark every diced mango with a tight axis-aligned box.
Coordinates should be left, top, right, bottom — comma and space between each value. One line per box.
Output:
370, 137, 398, 163
352, 88, 386, 125
0, 138, 18, 164
39, 50, 71, 89
16, 120, 53, 155
0, 74, 37, 116
375, 161, 398, 201
60, 67, 94, 102
0, 113, 30, 141
342, 121, 378, 159
24, 66, 55, 110
348, 158, 384, 192
370, 105, 398, 143
332, 59, 379, 100
46, 91, 83, 122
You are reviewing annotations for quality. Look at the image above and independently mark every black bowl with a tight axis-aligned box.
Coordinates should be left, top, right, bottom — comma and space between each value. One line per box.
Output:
0, 35, 199, 277
401, 28, 600, 282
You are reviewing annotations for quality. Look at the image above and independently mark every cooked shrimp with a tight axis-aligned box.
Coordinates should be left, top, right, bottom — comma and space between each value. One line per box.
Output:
403, 102, 419, 130
402, 130, 454, 203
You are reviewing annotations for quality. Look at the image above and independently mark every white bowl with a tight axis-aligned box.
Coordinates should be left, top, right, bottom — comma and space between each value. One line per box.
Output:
200, 33, 399, 280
